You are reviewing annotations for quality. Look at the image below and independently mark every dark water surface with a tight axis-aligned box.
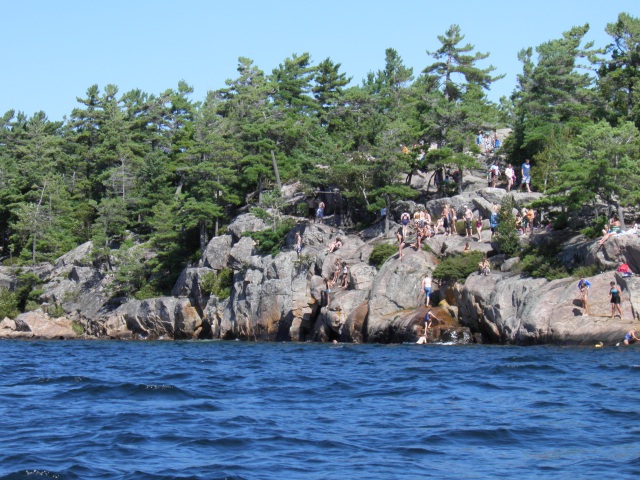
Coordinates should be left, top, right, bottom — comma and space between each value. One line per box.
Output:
1, 340, 639, 479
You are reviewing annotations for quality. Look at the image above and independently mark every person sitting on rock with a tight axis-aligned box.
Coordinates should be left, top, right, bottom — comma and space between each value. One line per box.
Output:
623, 328, 640, 345
478, 255, 491, 276
463, 241, 471, 253
327, 237, 342, 253
411, 223, 427, 251
340, 262, 350, 289
598, 215, 622, 246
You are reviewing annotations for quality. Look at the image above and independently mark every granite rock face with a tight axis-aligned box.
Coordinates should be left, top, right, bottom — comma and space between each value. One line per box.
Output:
455, 271, 639, 345
0, 310, 77, 339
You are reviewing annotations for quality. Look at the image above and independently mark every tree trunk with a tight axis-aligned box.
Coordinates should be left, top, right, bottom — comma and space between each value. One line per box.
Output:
32, 182, 48, 267
618, 205, 625, 229
199, 221, 208, 256
384, 193, 390, 236
271, 150, 282, 192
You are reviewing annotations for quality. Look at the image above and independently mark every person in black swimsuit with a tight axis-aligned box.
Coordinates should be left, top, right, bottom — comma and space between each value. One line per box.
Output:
609, 281, 623, 319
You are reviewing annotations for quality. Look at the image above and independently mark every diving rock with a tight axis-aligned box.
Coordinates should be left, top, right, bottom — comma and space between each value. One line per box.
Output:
455, 271, 638, 345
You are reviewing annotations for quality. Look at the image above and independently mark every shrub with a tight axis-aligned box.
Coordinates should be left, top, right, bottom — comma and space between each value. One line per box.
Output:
519, 240, 570, 280
495, 195, 521, 256
201, 268, 234, 301
48, 303, 66, 318
571, 264, 600, 279
246, 220, 295, 256
433, 251, 483, 283
369, 243, 398, 268
134, 284, 162, 301
0, 288, 19, 319
520, 253, 568, 280
71, 321, 84, 336
580, 215, 607, 239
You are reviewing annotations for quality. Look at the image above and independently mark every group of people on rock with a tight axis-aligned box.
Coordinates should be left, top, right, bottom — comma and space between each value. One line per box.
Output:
395, 204, 506, 260
477, 130, 500, 154
487, 158, 532, 193
598, 215, 639, 246
577, 276, 640, 346
578, 276, 625, 320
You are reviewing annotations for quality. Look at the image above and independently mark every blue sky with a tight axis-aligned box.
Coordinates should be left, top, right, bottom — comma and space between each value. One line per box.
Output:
2, 0, 639, 121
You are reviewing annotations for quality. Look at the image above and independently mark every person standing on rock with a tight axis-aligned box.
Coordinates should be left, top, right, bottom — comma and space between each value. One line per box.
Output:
476, 214, 484, 242
294, 232, 303, 257
504, 164, 515, 192
450, 206, 458, 235
489, 161, 500, 188
421, 274, 433, 306
489, 208, 499, 240
609, 281, 623, 319
463, 206, 473, 237
578, 277, 591, 316
316, 201, 325, 223
519, 159, 532, 193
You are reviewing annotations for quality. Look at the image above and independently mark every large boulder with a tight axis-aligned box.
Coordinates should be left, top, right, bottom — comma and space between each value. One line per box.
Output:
55, 241, 94, 268
455, 271, 638, 345
171, 267, 212, 310
367, 247, 439, 336
201, 235, 233, 270
226, 213, 268, 241
109, 297, 202, 339
0, 310, 77, 339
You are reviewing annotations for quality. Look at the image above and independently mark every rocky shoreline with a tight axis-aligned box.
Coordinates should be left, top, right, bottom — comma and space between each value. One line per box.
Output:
1, 181, 638, 346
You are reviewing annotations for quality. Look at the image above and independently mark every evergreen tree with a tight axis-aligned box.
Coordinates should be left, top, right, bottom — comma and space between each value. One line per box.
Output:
598, 13, 640, 127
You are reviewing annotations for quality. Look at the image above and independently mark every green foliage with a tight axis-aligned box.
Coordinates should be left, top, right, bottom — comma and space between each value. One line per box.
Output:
369, 243, 398, 268
580, 215, 608, 239
572, 264, 600, 279
201, 268, 234, 300
71, 321, 84, 336
0, 288, 19, 319
245, 220, 294, 256
15, 271, 41, 312
495, 195, 522, 256
519, 242, 569, 280
134, 284, 162, 301
110, 245, 150, 299
433, 251, 483, 283
25, 300, 39, 312
1, 17, 640, 296
48, 303, 66, 318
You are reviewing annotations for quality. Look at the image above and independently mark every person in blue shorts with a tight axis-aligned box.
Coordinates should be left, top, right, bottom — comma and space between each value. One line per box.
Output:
519, 159, 531, 192
623, 328, 639, 345
578, 277, 591, 316
417, 308, 441, 344
315, 201, 325, 223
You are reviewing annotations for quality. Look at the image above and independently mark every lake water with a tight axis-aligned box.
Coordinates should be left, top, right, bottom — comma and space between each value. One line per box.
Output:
1, 340, 639, 479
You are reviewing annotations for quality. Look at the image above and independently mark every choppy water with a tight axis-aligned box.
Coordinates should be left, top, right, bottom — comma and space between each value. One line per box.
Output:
1, 340, 639, 479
